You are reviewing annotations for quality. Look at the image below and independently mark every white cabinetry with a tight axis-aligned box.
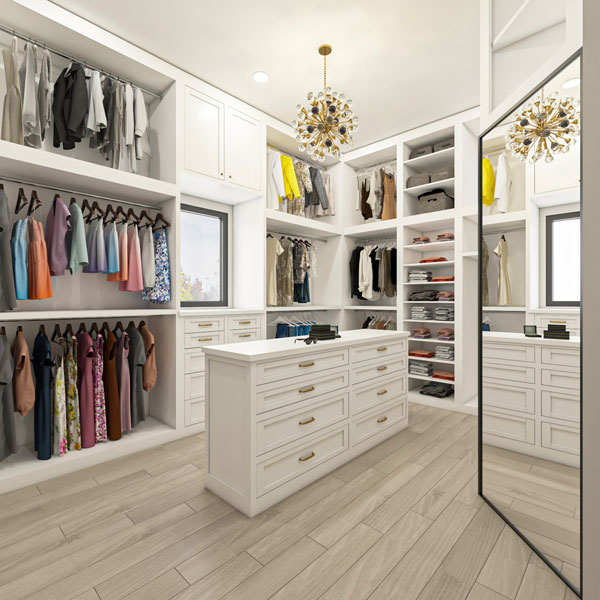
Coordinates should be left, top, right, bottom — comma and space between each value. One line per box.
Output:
225, 106, 261, 190
204, 330, 409, 516
482, 332, 580, 466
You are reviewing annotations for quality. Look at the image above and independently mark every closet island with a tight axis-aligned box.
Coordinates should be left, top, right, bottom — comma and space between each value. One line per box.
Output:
204, 329, 408, 516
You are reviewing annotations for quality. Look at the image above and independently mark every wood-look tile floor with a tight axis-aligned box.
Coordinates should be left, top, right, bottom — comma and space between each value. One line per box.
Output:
0, 404, 579, 600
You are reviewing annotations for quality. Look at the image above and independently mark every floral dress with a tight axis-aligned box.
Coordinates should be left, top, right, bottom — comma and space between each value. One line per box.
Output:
141, 228, 170, 304
93, 334, 107, 442
64, 338, 81, 451
50, 341, 67, 457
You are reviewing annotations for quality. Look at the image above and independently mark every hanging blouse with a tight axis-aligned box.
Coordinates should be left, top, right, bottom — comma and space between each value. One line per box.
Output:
52, 62, 88, 150
482, 157, 495, 207
280, 155, 301, 200
27, 217, 52, 300
276, 238, 294, 307
38, 49, 52, 140
127, 325, 146, 428
266, 237, 284, 306
45, 195, 72, 276
83, 220, 107, 274
92, 334, 107, 443
267, 149, 286, 210
66, 203, 89, 275
107, 223, 128, 282
1, 36, 23, 145
140, 228, 171, 303
18, 43, 41, 149
0, 334, 16, 462
140, 324, 157, 392
104, 221, 120, 275
85, 69, 107, 137
64, 338, 81, 451
119, 224, 143, 292
76, 331, 95, 449
11, 218, 28, 300
140, 227, 156, 288
50, 341, 67, 457
124, 83, 136, 172
494, 153, 512, 213
116, 331, 131, 432
11, 330, 34, 416
381, 172, 396, 221
32, 333, 53, 460
0, 189, 17, 310
133, 87, 148, 161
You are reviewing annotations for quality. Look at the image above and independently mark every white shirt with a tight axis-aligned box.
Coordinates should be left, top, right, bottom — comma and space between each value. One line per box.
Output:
358, 246, 374, 299
267, 150, 286, 210
141, 226, 155, 288
85, 70, 107, 136
494, 153, 512, 214
133, 86, 149, 160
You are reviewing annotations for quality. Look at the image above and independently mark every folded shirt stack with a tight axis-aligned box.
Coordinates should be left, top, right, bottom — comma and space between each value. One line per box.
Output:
412, 235, 431, 245
431, 275, 454, 282
433, 370, 455, 381
434, 306, 454, 321
420, 382, 454, 398
409, 349, 434, 358
437, 328, 455, 341
435, 345, 455, 360
411, 306, 433, 320
419, 256, 448, 263
409, 290, 439, 301
436, 233, 455, 242
409, 360, 433, 376
411, 327, 432, 339
408, 270, 432, 282
437, 290, 454, 301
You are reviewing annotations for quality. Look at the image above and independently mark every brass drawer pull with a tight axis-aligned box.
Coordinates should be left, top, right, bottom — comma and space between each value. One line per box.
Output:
197, 338, 213, 342
299, 361, 315, 368
377, 366, 388, 371
198, 323, 213, 327
239, 320, 252, 325
239, 334, 252, 338
299, 386, 315, 394
299, 417, 315, 425
299, 452, 315, 462
377, 347, 388, 352
377, 389, 388, 396
377, 416, 388, 423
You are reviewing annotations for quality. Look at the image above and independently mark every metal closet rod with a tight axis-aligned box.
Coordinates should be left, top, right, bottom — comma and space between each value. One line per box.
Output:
267, 229, 328, 243
355, 237, 397, 245
266, 144, 329, 170
482, 226, 525, 234
0, 24, 162, 100
0, 174, 163, 210
354, 159, 397, 174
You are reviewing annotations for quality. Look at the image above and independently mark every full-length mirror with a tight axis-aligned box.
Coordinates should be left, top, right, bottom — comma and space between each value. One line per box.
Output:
480, 55, 581, 595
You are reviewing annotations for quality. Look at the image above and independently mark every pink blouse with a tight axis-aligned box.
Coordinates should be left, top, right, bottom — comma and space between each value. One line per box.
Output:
119, 224, 143, 292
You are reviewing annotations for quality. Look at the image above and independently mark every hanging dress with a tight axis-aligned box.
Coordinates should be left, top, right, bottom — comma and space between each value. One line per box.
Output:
140, 226, 155, 288
0, 188, 17, 310
66, 202, 89, 275
126, 325, 146, 428
27, 217, 52, 300
107, 223, 128, 282
64, 337, 81, 451
116, 331, 132, 432
76, 332, 95, 448
141, 228, 171, 304
104, 221, 120, 275
32, 333, 54, 460
11, 330, 35, 416
494, 237, 512, 306
45, 195, 72, 276
92, 334, 107, 442
481, 237, 490, 307
11, 218, 28, 300
50, 341, 67, 457
19, 42, 42, 148
360, 179, 372, 220
38, 49, 52, 140
1, 36, 23, 144
0, 333, 16, 462
381, 172, 397, 221
119, 224, 143, 292
103, 329, 121, 441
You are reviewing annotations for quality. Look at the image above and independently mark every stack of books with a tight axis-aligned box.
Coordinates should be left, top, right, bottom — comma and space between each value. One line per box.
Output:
308, 324, 338, 341
543, 321, 570, 340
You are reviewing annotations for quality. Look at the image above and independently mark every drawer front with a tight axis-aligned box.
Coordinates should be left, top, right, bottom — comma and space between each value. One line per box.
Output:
184, 350, 205, 374
483, 382, 535, 414
483, 343, 535, 363
256, 349, 349, 385
256, 426, 348, 497
541, 368, 580, 391
483, 362, 535, 384
184, 373, 205, 402
483, 411, 535, 444
227, 329, 260, 344
351, 398, 407, 447
541, 390, 580, 423
184, 317, 225, 333
541, 347, 580, 368
541, 421, 580, 455
256, 391, 349, 456
350, 339, 406, 364
228, 315, 261, 330
535, 315, 580, 334
256, 370, 349, 414
184, 331, 226, 349
351, 356, 407, 385
351, 375, 407, 415
184, 400, 205, 426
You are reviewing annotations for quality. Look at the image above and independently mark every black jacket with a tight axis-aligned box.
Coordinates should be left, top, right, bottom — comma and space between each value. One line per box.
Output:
53, 62, 88, 150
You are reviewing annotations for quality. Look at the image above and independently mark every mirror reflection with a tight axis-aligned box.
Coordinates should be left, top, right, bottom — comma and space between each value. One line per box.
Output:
481, 57, 581, 594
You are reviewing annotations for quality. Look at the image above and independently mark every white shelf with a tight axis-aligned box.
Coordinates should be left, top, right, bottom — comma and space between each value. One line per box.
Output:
265, 209, 342, 239
344, 305, 397, 311
409, 355, 455, 365
463, 251, 478, 259
408, 337, 455, 344
0, 308, 177, 321
403, 210, 456, 232
403, 147, 455, 171
404, 319, 454, 324
404, 261, 454, 268
0, 140, 176, 205
405, 281, 454, 286
266, 306, 342, 312
344, 219, 398, 239
482, 210, 527, 233
482, 306, 526, 312
403, 240, 455, 252
405, 301, 454, 304
408, 374, 455, 384
403, 177, 455, 198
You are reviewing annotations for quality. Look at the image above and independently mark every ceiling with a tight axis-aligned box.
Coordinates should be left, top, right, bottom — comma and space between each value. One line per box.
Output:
50, 0, 480, 149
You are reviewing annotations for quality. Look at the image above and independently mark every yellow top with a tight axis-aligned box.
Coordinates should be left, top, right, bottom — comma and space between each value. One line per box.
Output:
482, 157, 495, 207
280, 155, 301, 200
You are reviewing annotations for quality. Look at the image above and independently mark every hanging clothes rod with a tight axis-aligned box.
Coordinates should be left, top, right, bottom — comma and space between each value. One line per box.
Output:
0, 24, 162, 100
266, 144, 330, 169
0, 174, 163, 210
482, 225, 526, 234
354, 236, 397, 245
266, 229, 328, 243
354, 159, 397, 175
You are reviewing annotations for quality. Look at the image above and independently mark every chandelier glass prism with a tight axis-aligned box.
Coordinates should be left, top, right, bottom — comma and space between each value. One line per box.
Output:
292, 44, 358, 161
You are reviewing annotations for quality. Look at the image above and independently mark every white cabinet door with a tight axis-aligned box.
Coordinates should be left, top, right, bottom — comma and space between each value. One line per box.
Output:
225, 106, 261, 191
534, 146, 580, 194
184, 86, 224, 179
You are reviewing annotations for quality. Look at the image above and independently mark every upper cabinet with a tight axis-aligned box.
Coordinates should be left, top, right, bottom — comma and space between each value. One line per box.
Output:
184, 86, 262, 194
533, 146, 580, 195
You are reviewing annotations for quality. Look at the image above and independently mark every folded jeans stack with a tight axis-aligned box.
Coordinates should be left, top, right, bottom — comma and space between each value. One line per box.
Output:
411, 306, 433, 320
434, 306, 454, 321
420, 382, 454, 398
408, 270, 432, 282
409, 290, 439, 301
409, 360, 433, 377
411, 327, 432, 339
435, 345, 455, 360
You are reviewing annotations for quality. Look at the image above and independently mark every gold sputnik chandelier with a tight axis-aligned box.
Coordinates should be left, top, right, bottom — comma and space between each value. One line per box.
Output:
505, 88, 580, 163
292, 44, 358, 161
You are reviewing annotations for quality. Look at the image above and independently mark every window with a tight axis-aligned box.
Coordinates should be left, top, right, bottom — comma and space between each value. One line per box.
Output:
180, 204, 228, 306
546, 211, 580, 306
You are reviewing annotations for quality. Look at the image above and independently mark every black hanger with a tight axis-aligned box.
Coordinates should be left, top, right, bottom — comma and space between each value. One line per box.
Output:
123, 208, 140, 225
63, 323, 75, 340
127, 320, 136, 329
266, 233, 273, 238
139, 211, 155, 229
103, 204, 117, 224
152, 213, 170, 230
81, 199, 93, 223
77, 322, 87, 334
70, 197, 78, 205
89, 322, 100, 338
0, 326, 5, 336
15, 188, 28, 214
27, 191, 42, 216
89, 201, 106, 222
501, 234, 506, 241
51, 323, 62, 342
115, 206, 128, 224
113, 321, 124, 334
16, 325, 23, 333
38, 323, 46, 336
0, 183, 3, 191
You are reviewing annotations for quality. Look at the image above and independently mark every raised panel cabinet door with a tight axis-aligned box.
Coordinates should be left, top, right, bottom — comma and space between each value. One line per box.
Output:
184, 86, 224, 179
225, 106, 261, 190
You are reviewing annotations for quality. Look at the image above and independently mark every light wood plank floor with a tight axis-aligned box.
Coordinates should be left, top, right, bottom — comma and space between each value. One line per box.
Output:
0, 404, 579, 600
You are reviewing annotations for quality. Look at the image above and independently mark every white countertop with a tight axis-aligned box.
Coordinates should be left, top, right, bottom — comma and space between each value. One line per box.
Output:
204, 329, 409, 362
483, 331, 580, 348
179, 308, 265, 316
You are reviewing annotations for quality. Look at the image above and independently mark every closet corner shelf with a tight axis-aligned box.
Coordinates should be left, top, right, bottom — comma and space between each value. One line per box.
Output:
408, 373, 455, 384
408, 337, 455, 344
0, 140, 177, 205
404, 261, 455, 268
482, 210, 527, 233
403, 177, 455, 198
344, 305, 398, 311
402, 209, 456, 231
266, 306, 342, 312
404, 281, 454, 286
403, 147, 455, 171
403, 240, 455, 253
343, 219, 398, 239
408, 355, 455, 365
265, 208, 342, 239
463, 251, 478, 259
0, 308, 177, 322
482, 306, 526, 312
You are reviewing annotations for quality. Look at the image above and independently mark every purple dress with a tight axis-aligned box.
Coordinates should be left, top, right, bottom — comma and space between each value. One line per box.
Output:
76, 332, 95, 448
45, 196, 71, 276
116, 332, 131, 431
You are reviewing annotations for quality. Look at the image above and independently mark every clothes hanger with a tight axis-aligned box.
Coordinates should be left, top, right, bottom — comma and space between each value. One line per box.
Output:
70, 197, 78, 205
138, 211, 155, 229
63, 322, 75, 340
103, 204, 117, 224
0, 326, 5, 336
89, 322, 100, 338
152, 213, 170, 230
501, 234, 506, 241
125, 208, 140, 225
15, 188, 28, 215
115, 206, 128, 224
51, 323, 63, 342
138, 320, 146, 330
90, 201, 106, 222
38, 323, 46, 336
27, 190, 42, 216
127, 320, 136, 329
77, 322, 87, 334
16, 325, 23, 333
101, 321, 111, 337
113, 321, 125, 334
81, 199, 93, 222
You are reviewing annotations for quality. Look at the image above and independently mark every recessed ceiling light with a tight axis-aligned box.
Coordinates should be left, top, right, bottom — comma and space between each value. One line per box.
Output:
563, 78, 580, 89
253, 71, 269, 83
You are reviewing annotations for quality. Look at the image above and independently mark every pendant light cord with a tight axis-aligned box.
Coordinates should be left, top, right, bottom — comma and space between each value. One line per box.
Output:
323, 54, 327, 90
